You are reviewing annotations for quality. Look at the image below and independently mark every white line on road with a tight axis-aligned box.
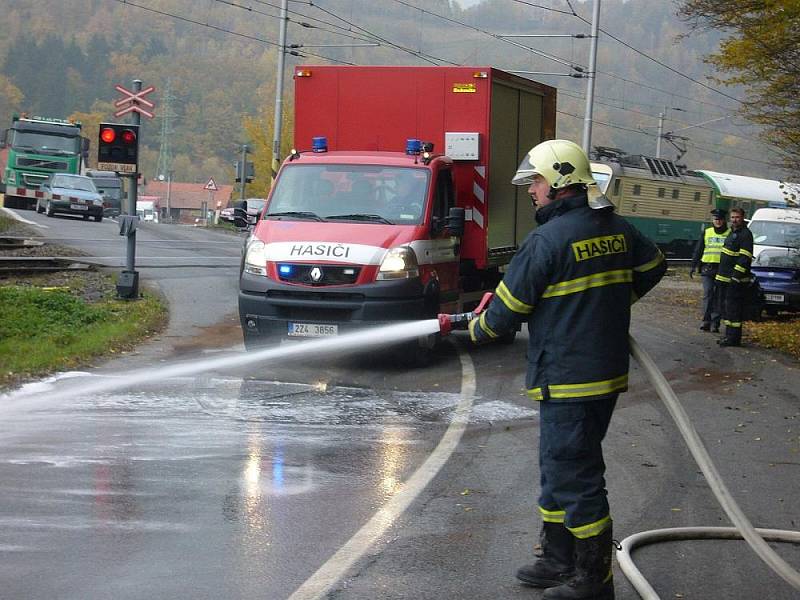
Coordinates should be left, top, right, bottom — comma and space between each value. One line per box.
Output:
0, 206, 43, 226
288, 342, 476, 600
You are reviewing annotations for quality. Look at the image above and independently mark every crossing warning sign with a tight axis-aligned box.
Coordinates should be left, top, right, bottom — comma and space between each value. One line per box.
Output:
204, 178, 218, 191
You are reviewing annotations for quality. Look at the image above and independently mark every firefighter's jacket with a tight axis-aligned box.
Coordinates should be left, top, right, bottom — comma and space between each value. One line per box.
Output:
469, 193, 666, 402
715, 225, 754, 284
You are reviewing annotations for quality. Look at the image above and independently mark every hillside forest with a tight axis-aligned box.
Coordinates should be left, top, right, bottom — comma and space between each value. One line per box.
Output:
0, 0, 781, 196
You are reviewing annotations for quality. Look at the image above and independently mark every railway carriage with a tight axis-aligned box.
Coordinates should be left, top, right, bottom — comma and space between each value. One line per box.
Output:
591, 150, 785, 258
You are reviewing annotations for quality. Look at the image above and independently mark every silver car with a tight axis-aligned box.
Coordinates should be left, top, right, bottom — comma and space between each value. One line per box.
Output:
36, 173, 105, 222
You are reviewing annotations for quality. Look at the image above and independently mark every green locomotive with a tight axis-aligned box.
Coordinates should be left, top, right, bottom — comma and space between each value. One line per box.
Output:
590, 148, 777, 258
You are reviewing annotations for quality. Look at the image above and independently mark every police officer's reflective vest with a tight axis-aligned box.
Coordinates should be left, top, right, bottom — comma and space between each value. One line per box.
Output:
700, 226, 730, 264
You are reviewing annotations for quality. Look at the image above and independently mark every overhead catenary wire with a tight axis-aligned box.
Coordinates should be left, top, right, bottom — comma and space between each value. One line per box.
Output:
557, 109, 779, 167
112, 0, 355, 65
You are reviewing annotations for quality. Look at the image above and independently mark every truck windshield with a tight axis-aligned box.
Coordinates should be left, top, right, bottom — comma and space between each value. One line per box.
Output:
267, 164, 430, 225
11, 130, 80, 155
750, 220, 800, 249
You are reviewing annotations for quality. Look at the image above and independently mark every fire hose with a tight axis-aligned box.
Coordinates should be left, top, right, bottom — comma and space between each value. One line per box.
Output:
438, 298, 800, 597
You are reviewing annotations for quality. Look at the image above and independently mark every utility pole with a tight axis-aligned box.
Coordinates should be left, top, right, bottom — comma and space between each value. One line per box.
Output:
240, 144, 249, 201
581, 0, 601, 154
271, 0, 288, 183
656, 109, 665, 158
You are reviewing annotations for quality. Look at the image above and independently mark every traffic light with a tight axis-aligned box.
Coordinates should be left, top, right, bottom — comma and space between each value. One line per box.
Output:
97, 123, 140, 174
235, 161, 255, 183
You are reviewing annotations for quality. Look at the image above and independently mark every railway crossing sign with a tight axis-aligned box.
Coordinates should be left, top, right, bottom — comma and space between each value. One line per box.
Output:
114, 83, 156, 119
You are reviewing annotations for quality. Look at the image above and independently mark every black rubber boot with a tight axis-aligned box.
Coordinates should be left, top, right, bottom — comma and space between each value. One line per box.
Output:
542, 525, 615, 600
516, 522, 575, 588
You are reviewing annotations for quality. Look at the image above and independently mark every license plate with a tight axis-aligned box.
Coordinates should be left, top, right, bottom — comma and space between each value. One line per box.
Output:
70, 203, 88, 210
288, 322, 338, 337
765, 293, 785, 303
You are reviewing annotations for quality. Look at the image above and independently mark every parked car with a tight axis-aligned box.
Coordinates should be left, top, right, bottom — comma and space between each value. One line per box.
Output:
221, 198, 265, 228
85, 169, 124, 217
36, 173, 104, 222
751, 247, 800, 315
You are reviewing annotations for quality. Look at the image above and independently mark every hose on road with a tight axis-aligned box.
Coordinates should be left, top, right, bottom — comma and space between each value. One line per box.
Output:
622, 336, 800, 598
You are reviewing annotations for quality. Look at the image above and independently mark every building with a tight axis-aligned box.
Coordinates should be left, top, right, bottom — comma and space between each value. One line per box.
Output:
143, 180, 234, 223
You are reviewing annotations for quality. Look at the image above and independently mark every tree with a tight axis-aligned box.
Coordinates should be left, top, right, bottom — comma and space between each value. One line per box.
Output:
678, 1, 800, 173
0, 75, 23, 119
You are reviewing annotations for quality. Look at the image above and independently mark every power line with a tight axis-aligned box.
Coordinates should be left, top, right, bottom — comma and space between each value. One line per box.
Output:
568, 6, 744, 106
559, 108, 777, 167
112, 0, 353, 65
557, 88, 756, 144
387, 0, 584, 71
508, 0, 576, 17
235, 0, 382, 44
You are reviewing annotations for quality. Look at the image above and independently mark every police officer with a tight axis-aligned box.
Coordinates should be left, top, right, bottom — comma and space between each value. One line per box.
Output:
715, 207, 753, 347
690, 209, 730, 332
469, 140, 666, 600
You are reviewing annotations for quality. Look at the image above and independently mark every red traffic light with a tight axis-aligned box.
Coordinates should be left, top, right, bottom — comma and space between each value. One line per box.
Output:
100, 127, 116, 143
121, 129, 137, 144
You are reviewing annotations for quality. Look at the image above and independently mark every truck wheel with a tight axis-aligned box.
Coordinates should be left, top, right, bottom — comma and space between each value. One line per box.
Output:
95, 215, 103, 222
36, 201, 45, 214
83, 215, 90, 220
46, 201, 54, 217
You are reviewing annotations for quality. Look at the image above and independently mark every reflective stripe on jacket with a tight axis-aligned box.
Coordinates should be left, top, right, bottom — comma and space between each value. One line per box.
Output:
469, 193, 666, 403
700, 226, 730, 264
715, 226, 754, 283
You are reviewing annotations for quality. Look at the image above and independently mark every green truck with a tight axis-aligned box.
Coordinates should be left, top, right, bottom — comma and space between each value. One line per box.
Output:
1, 114, 89, 210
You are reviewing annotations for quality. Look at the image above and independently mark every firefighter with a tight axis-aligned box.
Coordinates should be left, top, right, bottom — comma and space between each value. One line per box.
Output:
690, 209, 730, 332
715, 206, 754, 347
468, 139, 666, 600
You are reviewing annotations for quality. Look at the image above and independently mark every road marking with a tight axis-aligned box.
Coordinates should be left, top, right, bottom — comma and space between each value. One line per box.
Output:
0, 206, 42, 226
288, 342, 476, 600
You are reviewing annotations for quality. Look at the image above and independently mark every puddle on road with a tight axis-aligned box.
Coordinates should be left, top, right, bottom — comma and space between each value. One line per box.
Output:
4, 372, 537, 428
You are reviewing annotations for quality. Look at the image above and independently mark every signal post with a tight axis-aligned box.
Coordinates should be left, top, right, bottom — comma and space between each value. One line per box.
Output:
99, 80, 155, 299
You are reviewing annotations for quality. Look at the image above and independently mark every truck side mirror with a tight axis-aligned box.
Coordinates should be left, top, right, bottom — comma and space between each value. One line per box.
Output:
82, 137, 90, 157
233, 216, 249, 229
445, 207, 465, 237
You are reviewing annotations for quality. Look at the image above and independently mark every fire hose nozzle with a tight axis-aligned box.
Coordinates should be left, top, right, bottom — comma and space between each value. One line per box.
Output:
437, 292, 494, 336
437, 311, 474, 336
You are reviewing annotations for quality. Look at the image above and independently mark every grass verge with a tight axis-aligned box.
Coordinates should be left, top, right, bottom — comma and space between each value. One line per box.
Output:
656, 273, 800, 359
0, 214, 168, 389
0, 273, 167, 389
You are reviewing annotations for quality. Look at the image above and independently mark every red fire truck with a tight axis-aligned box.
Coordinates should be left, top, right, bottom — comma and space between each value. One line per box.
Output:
238, 65, 556, 353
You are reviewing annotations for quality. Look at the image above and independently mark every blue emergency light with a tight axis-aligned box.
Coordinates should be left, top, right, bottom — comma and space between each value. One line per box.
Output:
278, 264, 295, 276
312, 136, 328, 153
406, 139, 422, 155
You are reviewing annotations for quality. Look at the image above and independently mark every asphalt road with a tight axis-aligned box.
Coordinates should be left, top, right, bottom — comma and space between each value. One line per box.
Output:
1, 208, 798, 599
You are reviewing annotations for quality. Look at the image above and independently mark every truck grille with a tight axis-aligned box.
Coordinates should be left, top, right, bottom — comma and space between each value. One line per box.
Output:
22, 173, 48, 187
17, 157, 69, 170
278, 264, 360, 285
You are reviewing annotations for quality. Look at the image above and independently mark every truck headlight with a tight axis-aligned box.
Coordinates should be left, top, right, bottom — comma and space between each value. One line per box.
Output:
377, 246, 419, 280
244, 239, 268, 276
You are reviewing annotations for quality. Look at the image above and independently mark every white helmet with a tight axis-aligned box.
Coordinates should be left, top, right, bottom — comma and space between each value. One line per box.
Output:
512, 139, 612, 209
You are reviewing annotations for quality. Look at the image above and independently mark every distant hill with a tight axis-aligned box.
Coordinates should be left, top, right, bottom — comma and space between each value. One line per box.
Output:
0, 0, 777, 184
